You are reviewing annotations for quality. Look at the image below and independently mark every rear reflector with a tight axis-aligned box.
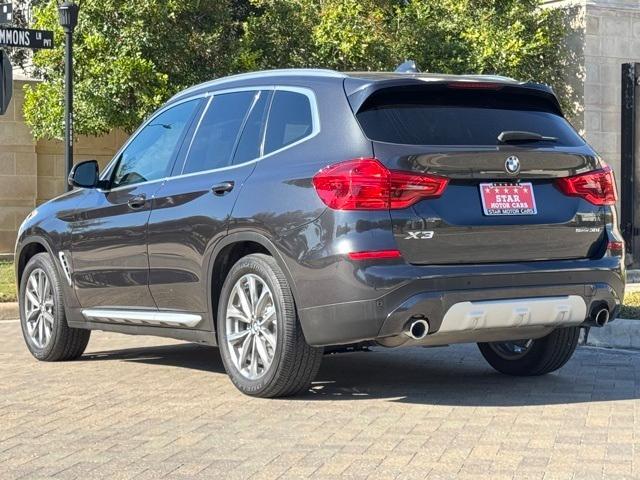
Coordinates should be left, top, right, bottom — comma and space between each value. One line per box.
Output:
554, 165, 618, 206
313, 158, 448, 210
348, 250, 402, 261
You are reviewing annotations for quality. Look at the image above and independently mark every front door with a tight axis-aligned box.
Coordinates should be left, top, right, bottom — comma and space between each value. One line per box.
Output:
71, 99, 202, 309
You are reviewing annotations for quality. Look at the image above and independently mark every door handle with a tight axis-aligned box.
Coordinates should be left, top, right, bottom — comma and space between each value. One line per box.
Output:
211, 181, 235, 196
127, 194, 146, 209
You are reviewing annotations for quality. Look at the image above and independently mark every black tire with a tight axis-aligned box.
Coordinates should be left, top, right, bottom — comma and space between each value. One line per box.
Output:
217, 254, 323, 397
19, 253, 91, 361
478, 327, 580, 376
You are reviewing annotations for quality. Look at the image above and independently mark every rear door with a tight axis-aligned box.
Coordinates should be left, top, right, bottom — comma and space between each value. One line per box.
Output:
147, 89, 272, 316
354, 83, 607, 264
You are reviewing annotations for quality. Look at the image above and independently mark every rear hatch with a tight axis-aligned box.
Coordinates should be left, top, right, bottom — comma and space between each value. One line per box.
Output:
351, 82, 609, 264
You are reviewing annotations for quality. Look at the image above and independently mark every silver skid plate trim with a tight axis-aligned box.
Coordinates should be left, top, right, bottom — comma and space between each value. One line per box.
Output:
82, 309, 202, 328
438, 296, 587, 334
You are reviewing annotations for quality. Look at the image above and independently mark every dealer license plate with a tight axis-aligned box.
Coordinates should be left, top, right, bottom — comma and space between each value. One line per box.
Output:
479, 183, 537, 216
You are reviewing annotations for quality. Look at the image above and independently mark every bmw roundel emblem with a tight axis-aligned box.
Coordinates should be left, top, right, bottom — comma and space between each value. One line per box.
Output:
505, 155, 521, 175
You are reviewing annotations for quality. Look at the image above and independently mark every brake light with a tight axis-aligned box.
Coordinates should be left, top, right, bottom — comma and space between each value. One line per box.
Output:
312, 158, 448, 210
554, 165, 618, 206
447, 82, 503, 90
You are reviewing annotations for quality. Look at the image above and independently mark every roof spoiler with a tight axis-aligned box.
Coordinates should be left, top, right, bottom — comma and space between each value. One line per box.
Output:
345, 78, 564, 116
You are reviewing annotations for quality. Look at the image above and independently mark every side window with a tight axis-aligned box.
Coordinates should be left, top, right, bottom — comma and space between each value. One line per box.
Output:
111, 100, 199, 188
264, 91, 313, 155
233, 91, 272, 165
182, 91, 256, 175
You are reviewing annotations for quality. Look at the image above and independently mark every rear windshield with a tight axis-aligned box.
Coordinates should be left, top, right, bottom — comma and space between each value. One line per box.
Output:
355, 87, 584, 147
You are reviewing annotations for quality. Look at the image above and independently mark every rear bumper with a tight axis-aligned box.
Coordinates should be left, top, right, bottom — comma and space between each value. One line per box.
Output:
297, 259, 624, 347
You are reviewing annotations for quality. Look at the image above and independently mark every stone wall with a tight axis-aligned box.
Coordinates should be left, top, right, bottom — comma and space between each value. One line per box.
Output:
0, 79, 38, 254
545, 0, 640, 188
0, 78, 127, 253
582, 0, 640, 185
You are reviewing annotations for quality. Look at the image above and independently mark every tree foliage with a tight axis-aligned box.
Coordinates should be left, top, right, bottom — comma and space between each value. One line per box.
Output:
241, 0, 575, 111
23, 0, 238, 138
20, 0, 575, 140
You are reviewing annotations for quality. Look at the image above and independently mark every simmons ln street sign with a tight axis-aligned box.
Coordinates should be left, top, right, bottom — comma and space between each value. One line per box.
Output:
0, 27, 54, 49
0, 2, 55, 115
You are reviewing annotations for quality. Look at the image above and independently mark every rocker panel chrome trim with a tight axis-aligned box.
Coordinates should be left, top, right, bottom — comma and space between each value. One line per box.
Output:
81, 309, 202, 328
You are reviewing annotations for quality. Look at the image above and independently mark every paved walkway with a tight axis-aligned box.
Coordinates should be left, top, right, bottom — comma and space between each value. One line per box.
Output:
1, 320, 639, 479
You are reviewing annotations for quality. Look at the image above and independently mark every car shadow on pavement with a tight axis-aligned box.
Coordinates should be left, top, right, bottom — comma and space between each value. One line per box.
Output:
83, 343, 228, 374
82, 342, 640, 407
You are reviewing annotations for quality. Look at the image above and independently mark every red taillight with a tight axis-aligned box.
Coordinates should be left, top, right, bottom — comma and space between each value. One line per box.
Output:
348, 250, 402, 261
554, 165, 618, 206
312, 158, 448, 210
607, 241, 625, 257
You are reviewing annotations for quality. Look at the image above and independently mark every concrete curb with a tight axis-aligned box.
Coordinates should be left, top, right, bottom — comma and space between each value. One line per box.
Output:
581, 318, 640, 350
0, 302, 18, 321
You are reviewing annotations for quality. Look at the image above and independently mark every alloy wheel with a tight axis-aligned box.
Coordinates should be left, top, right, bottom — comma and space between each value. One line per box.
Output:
24, 268, 55, 349
225, 273, 277, 380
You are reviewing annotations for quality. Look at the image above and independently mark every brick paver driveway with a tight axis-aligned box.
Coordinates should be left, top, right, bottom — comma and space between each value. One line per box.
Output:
1, 319, 639, 480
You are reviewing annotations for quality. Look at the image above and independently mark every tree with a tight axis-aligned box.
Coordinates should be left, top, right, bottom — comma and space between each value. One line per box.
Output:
23, 0, 240, 139
238, 0, 398, 71
22, 0, 576, 140
241, 0, 576, 113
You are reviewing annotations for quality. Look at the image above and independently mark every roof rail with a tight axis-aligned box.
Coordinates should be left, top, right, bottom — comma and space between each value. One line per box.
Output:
170, 68, 346, 102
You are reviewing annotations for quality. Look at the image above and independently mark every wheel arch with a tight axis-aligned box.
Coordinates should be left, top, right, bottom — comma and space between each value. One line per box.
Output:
207, 232, 299, 339
16, 236, 54, 286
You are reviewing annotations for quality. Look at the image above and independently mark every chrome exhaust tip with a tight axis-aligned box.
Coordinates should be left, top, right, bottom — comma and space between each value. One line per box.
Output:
405, 318, 429, 340
594, 308, 610, 327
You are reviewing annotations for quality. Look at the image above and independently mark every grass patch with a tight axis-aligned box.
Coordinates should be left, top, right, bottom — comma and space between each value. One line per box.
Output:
621, 291, 640, 320
0, 261, 16, 303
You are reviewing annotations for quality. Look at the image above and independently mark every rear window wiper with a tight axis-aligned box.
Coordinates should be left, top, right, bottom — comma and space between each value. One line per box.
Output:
498, 130, 558, 144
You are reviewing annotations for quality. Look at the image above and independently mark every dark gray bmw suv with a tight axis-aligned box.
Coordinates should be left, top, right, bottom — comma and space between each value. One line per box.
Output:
15, 69, 625, 397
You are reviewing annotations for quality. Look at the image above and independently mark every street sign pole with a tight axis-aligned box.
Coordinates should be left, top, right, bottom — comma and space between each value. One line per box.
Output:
58, 2, 79, 191
63, 30, 74, 189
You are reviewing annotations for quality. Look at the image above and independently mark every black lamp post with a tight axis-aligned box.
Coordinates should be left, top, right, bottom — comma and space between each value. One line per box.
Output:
58, 1, 79, 190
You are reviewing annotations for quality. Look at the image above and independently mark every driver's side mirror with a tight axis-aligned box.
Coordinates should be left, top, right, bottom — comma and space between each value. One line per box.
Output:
68, 160, 99, 189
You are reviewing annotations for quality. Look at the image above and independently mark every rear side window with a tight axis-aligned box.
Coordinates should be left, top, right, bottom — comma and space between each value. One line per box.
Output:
182, 91, 255, 174
356, 87, 584, 147
264, 91, 313, 154
233, 90, 272, 165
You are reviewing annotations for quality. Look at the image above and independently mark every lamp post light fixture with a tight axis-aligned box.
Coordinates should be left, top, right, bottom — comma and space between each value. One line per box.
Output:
58, 1, 79, 191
